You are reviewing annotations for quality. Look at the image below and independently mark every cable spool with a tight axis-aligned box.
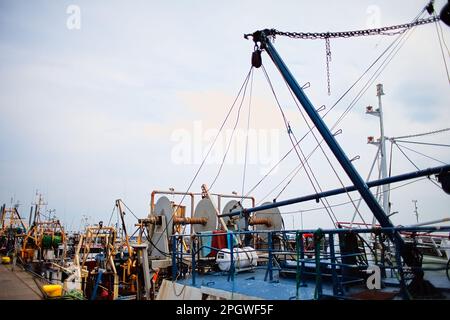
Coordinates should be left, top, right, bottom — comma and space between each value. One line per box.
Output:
222, 200, 246, 230
252, 202, 284, 241
146, 196, 174, 258
152, 196, 174, 234
192, 198, 218, 233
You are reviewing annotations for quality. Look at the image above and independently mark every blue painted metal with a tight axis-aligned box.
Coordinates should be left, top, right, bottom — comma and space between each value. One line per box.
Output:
91, 269, 104, 300
191, 238, 196, 286
264, 231, 274, 281
220, 164, 450, 218
171, 235, 177, 279
227, 231, 235, 282
261, 34, 397, 237
238, 31, 450, 254
172, 225, 450, 299
394, 235, 409, 300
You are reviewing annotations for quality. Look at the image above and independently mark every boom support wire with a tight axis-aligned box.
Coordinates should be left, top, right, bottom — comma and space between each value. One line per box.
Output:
261, 64, 339, 226
243, 8, 433, 204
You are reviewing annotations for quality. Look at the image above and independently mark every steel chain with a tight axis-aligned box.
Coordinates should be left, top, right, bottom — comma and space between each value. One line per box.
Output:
272, 16, 440, 40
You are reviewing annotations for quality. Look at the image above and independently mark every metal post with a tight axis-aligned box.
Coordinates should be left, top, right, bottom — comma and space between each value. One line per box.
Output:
314, 231, 323, 299
191, 237, 196, 286
258, 32, 403, 246
171, 236, 177, 279
394, 236, 408, 300
132, 244, 151, 300
0, 204, 5, 229
299, 231, 306, 287
227, 231, 235, 282
265, 231, 274, 281
376, 84, 390, 216
295, 231, 301, 299
91, 269, 104, 300
329, 234, 339, 296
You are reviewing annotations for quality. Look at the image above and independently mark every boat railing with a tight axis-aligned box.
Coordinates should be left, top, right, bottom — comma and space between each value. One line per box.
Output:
171, 225, 450, 299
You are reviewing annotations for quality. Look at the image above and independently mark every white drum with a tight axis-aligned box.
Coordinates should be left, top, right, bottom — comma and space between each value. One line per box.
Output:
216, 246, 258, 271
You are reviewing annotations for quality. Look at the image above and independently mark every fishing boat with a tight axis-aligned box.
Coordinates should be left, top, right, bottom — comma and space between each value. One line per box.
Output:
1, 0, 449, 301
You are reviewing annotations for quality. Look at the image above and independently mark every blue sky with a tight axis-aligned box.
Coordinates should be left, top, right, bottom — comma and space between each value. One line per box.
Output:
0, 0, 449, 232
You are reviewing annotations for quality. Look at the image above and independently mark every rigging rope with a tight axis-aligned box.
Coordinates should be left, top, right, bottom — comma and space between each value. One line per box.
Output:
281, 177, 429, 215
392, 140, 450, 148
393, 142, 444, 190
390, 127, 450, 140
394, 142, 448, 165
209, 68, 252, 190
243, 9, 428, 202
152, 68, 254, 254
261, 64, 339, 226
433, 13, 450, 83
282, 76, 367, 226
254, 16, 421, 218
241, 70, 254, 202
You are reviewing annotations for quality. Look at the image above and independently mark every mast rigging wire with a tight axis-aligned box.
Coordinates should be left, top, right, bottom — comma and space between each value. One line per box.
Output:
150, 68, 254, 253
242, 9, 429, 201
241, 70, 254, 203
281, 177, 428, 215
394, 142, 449, 165
390, 127, 450, 140
209, 68, 253, 190
261, 64, 339, 226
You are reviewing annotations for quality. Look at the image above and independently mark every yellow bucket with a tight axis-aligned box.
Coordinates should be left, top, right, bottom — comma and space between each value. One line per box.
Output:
42, 284, 63, 298
1, 256, 11, 264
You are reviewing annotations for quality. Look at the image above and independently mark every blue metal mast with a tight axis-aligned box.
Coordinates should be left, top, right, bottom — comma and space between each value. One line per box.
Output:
248, 29, 404, 245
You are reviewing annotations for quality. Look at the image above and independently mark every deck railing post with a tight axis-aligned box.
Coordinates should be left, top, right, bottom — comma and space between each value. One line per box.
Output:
191, 236, 196, 286
264, 231, 274, 281
171, 235, 177, 280
394, 234, 409, 300
329, 233, 340, 296
314, 229, 323, 299
227, 231, 235, 282
295, 231, 302, 299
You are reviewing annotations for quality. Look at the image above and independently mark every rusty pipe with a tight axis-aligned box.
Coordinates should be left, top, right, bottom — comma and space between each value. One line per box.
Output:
173, 217, 207, 226
248, 217, 272, 228
150, 190, 195, 218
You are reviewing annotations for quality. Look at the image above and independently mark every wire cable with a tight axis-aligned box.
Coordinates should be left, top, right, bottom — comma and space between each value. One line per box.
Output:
261, 64, 339, 225
241, 70, 254, 202
150, 68, 254, 254
210, 68, 253, 190
241, 8, 428, 201
395, 142, 448, 165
